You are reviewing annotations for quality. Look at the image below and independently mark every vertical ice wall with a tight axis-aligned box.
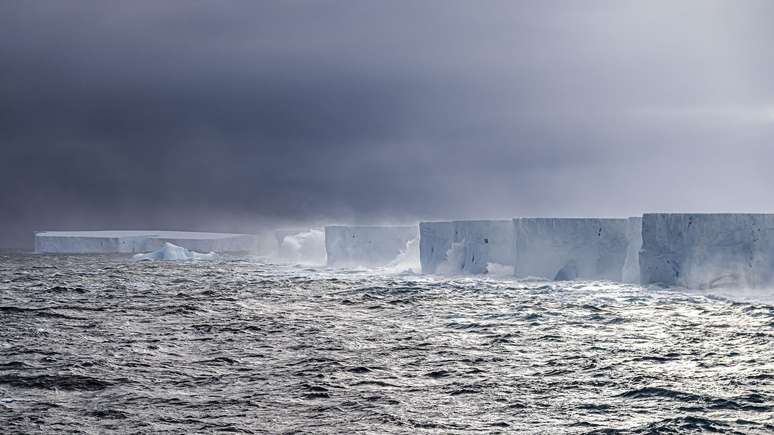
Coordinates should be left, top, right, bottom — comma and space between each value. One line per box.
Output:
621, 217, 643, 283
419, 221, 454, 274
419, 220, 514, 275
324, 225, 418, 267
453, 220, 514, 274
34, 234, 145, 254
513, 218, 629, 281
153, 234, 257, 252
34, 231, 258, 253
640, 213, 774, 289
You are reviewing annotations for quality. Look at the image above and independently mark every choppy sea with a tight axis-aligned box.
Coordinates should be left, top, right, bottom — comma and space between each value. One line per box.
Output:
1, 253, 772, 433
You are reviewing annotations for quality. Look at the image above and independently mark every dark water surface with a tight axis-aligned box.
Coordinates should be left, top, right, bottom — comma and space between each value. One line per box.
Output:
1, 254, 772, 433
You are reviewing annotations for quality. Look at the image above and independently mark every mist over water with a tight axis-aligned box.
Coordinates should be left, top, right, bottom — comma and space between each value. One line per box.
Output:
276, 229, 327, 265
1, 253, 772, 433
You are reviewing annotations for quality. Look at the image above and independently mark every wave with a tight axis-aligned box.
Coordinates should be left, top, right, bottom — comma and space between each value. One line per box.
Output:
276, 229, 326, 265
383, 237, 420, 274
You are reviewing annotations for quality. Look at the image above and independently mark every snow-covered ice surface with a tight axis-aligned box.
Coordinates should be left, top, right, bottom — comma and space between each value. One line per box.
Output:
1, 253, 772, 433
420, 220, 513, 275
513, 218, 630, 281
640, 213, 774, 289
34, 230, 258, 254
324, 225, 417, 267
132, 242, 217, 261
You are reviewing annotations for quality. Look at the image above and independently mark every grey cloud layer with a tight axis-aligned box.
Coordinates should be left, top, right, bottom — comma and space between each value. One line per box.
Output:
1, 1, 773, 248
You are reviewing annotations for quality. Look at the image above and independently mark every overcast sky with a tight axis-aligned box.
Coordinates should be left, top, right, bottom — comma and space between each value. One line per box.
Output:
1, 1, 774, 248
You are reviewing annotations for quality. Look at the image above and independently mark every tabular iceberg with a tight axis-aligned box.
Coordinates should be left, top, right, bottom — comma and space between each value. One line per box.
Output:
639, 213, 774, 289
513, 218, 629, 281
419, 220, 514, 275
325, 225, 418, 267
35, 230, 258, 254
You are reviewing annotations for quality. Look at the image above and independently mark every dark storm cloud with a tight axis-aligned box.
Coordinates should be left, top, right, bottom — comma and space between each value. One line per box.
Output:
1, 0, 774, 248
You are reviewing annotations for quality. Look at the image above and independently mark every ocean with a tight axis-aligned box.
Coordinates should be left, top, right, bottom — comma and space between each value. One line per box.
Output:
1, 253, 772, 433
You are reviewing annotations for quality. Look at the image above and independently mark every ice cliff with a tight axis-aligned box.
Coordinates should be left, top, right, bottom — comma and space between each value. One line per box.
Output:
513, 218, 630, 281
622, 217, 643, 283
35, 230, 258, 254
419, 220, 514, 275
640, 213, 774, 289
419, 222, 454, 274
324, 225, 418, 267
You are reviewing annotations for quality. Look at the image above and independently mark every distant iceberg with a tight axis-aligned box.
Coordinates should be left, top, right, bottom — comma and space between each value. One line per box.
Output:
133, 243, 217, 261
35, 230, 258, 254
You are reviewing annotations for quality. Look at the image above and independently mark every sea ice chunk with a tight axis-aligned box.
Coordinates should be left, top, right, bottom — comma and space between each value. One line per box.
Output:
133, 242, 216, 261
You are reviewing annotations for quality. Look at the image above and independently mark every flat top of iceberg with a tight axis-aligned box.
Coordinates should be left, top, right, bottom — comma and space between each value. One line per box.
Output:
422, 219, 512, 225
36, 230, 250, 239
325, 225, 416, 230
643, 213, 774, 217
516, 217, 627, 222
